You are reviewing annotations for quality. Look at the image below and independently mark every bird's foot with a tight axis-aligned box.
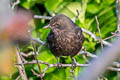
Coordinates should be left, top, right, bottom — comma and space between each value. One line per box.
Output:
57, 62, 62, 70
56, 57, 62, 70
71, 57, 77, 70
71, 62, 77, 70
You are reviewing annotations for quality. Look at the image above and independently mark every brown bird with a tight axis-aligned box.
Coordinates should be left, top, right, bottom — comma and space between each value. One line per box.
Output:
44, 14, 84, 66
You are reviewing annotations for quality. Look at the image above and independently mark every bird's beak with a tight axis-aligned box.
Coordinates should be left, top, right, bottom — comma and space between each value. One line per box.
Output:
43, 24, 51, 29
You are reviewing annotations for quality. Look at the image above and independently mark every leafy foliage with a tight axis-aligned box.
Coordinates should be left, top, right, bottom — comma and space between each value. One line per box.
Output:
2, 0, 117, 80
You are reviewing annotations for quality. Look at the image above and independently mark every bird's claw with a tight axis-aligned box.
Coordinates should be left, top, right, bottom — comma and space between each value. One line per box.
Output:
71, 62, 77, 70
56, 57, 62, 70
57, 62, 62, 71
57, 62, 61, 68
71, 57, 77, 70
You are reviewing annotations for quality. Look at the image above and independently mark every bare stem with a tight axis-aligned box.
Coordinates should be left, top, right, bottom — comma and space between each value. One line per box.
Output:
95, 16, 104, 51
16, 46, 28, 80
32, 42, 43, 80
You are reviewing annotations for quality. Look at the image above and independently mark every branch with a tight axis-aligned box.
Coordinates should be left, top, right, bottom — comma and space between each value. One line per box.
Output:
15, 75, 20, 80
15, 46, 120, 78
116, 0, 120, 31
79, 37, 120, 80
15, 60, 120, 72
16, 46, 28, 80
95, 16, 104, 50
16, 60, 89, 67
80, 50, 97, 58
104, 33, 119, 40
31, 69, 40, 77
11, 0, 20, 10
72, 9, 80, 22
32, 38, 45, 45
81, 28, 112, 46
68, 69, 77, 80
32, 42, 43, 80
34, 15, 52, 20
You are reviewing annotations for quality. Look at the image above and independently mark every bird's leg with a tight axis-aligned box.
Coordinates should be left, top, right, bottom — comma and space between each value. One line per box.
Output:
56, 57, 61, 69
71, 57, 77, 70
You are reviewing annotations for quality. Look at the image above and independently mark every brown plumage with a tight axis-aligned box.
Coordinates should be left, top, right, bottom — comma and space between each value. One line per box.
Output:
44, 14, 84, 65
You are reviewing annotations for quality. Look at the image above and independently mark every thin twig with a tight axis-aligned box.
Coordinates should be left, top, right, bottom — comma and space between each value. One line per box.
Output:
116, 0, 120, 31
16, 61, 89, 67
113, 62, 120, 68
104, 33, 119, 40
32, 42, 43, 80
95, 16, 104, 51
32, 38, 45, 45
21, 52, 33, 58
72, 9, 80, 22
42, 66, 49, 77
15, 75, 21, 80
31, 69, 40, 77
82, 55, 89, 63
11, 0, 20, 10
16, 46, 28, 80
81, 28, 112, 46
16, 60, 49, 65
34, 15, 52, 20
80, 50, 97, 58
68, 70, 77, 80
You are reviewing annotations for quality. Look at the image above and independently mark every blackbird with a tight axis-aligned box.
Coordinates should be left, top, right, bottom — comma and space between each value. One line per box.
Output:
44, 14, 84, 66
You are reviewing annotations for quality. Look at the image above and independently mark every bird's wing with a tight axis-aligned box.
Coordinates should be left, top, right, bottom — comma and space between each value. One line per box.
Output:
75, 26, 84, 43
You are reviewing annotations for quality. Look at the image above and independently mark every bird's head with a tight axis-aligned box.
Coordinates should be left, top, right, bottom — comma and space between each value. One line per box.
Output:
43, 14, 75, 30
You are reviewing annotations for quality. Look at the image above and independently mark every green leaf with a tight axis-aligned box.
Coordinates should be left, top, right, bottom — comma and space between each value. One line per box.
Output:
20, 0, 36, 9
44, 68, 68, 80
87, 4, 101, 14
0, 76, 9, 80
45, 0, 63, 11
95, 0, 101, 3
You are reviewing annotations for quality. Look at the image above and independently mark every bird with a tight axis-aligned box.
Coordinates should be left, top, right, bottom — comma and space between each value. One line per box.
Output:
44, 14, 84, 67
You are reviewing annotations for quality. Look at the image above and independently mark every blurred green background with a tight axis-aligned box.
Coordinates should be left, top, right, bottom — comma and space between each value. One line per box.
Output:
0, 0, 117, 80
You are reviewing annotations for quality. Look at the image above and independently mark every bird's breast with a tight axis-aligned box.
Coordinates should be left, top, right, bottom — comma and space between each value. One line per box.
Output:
47, 29, 83, 57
